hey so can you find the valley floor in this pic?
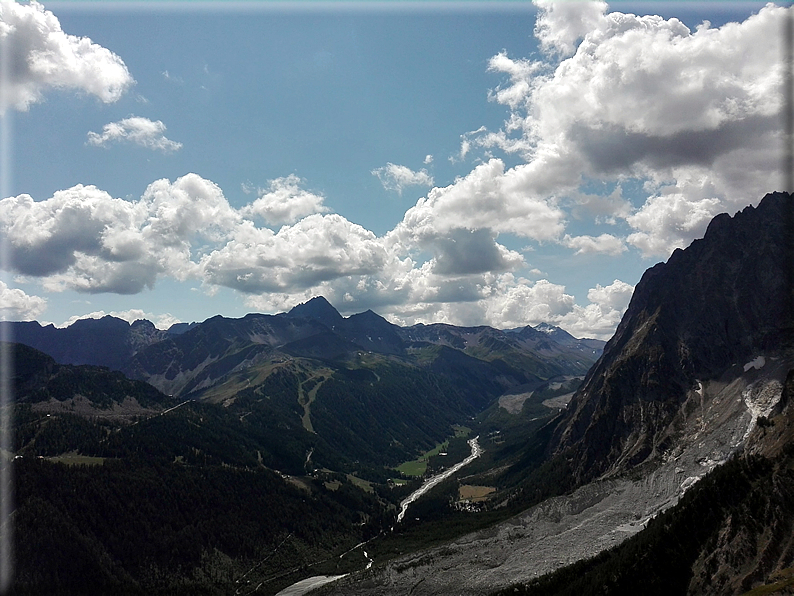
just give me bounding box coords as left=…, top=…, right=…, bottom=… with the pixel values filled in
left=319, top=356, right=792, bottom=595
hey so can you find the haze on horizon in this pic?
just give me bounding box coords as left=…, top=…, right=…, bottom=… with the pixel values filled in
left=0, top=0, right=789, bottom=341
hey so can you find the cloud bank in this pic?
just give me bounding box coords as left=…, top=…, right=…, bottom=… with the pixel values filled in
left=479, top=0, right=786, bottom=258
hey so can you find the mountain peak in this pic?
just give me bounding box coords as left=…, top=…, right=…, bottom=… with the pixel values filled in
left=551, top=191, right=794, bottom=483
left=286, top=296, right=343, bottom=327
left=532, top=322, right=579, bottom=346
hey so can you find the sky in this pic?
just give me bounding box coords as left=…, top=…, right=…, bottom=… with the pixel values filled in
left=0, top=0, right=789, bottom=340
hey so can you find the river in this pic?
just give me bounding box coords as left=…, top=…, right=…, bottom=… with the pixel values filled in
left=396, top=436, right=482, bottom=524
left=274, top=574, right=347, bottom=596
left=275, top=436, right=482, bottom=596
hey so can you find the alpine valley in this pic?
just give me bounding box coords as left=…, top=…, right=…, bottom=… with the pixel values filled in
left=7, top=191, right=794, bottom=596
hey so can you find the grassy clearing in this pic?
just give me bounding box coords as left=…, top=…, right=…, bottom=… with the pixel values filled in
left=46, top=451, right=106, bottom=466
left=396, top=426, right=473, bottom=476
left=452, top=425, right=471, bottom=438
left=396, top=439, right=454, bottom=476
left=458, top=485, right=496, bottom=501
left=740, top=568, right=794, bottom=595
left=346, top=474, right=374, bottom=493
left=397, top=459, right=429, bottom=477
left=323, top=480, right=341, bottom=491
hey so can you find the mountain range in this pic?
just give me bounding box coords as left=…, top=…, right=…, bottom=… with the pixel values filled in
left=7, top=191, right=794, bottom=596
left=11, top=299, right=603, bottom=399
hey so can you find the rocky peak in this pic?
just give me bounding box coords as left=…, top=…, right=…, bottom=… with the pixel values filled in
left=286, top=296, right=344, bottom=328
left=550, top=192, right=794, bottom=483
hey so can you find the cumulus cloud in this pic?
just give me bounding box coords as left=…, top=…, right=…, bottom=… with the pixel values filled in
left=371, top=273, right=630, bottom=340
left=1, top=168, right=633, bottom=338
left=0, top=280, right=46, bottom=320
left=372, top=163, right=434, bottom=195
left=0, top=175, right=379, bottom=300
left=469, top=1, right=789, bottom=258
left=392, top=159, right=566, bottom=246
left=487, top=51, right=542, bottom=110
left=0, top=174, right=239, bottom=294
left=0, top=0, right=133, bottom=112
left=87, top=117, right=182, bottom=152
left=557, top=279, right=635, bottom=339
left=200, top=214, right=387, bottom=293
left=240, top=174, right=328, bottom=226
left=525, top=3, right=783, bottom=143
left=534, top=0, right=608, bottom=57
left=563, top=233, right=625, bottom=256
left=625, top=193, right=722, bottom=257
left=587, top=279, right=634, bottom=312
left=479, top=277, right=576, bottom=329
left=431, top=228, right=524, bottom=275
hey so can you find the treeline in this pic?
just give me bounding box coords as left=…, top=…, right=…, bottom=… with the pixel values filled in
left=312, top=362, right=477, bottom=466
left=11, top=456, right=390, bottom=595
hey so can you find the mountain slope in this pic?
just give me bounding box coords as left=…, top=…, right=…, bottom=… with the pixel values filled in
left=551, top=192, right=794, bottom=484
left=11, top=342, right=172, bottom=413
left=494, top=371, right=794, bottom=596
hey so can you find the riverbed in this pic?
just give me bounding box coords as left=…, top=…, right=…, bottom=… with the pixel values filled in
left=274, top=574, right=347, bottom=596
left=276, top=436, right=482, bottom=596
left=396, top=436, right=482, bottom=524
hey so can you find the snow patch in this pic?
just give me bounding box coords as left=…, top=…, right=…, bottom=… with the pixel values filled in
left=680, top=476, right=701, bottom=492
left=742, top=379, right=783, bottom=440
left=743, top=356, right=766, bottom=372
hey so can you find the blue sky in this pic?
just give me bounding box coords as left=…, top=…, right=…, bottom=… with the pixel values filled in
left=0, top=0, right=788, bottom=339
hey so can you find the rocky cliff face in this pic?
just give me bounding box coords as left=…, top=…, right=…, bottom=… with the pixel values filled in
left=11, top=316, right=168, bottom=372
left=551, top=192, right=794, bottom=484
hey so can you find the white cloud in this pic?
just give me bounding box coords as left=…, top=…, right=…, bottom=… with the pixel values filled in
left=58, top=309, right=180, bottom=330
left=0, top=173, right=239, bottom=294
left=0, top=168, right=637, bottom=339
left=200, top=214, right=388, bottom=294
left=479, top=276, right=577, bottom=329
left=487, top=51, right=542, bottom=110
left=240, top=174, right=329, bottom=226
left=142, top=174, right=240, bottom=244
left=429, top=228, right=525, bottom=275
left=0, top=0, right=133, bottom=112
left=424, top=154, right=433, bottom=165
left=471, top=1, right=789, bottom=259
left=372, top=163, right=434, bottom=195
left=625, top=193, right=722, bottom=257
left=533, top=0, right=608, bottom=57
left=558, top=279, right=635, bottom=339
left=0, top=280, right=46, bottom=320
left=563, top=233, right=625, bottom=256
left=392, top=159, right=566, bottom=247
left=586, top=279, right=634, bottom=312
left=87, top=117, right=182, bottom=152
